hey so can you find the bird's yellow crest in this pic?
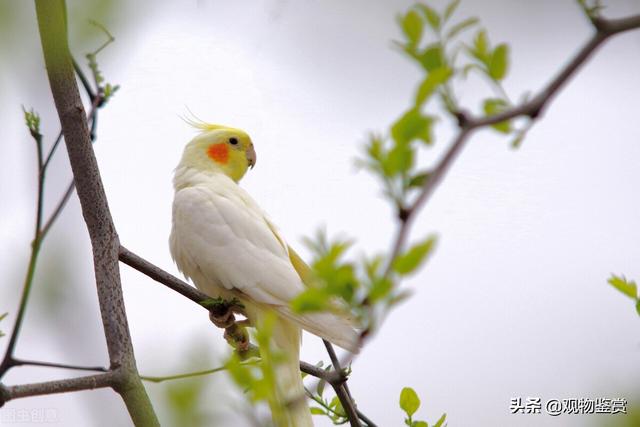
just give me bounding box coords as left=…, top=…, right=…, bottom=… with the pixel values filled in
left=178, top=113, right=256, bottom=183
left=181, top=112, right=229, bottom=133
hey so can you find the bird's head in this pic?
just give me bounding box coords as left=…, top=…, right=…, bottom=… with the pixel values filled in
left=179, top=120, right=256, bottom=182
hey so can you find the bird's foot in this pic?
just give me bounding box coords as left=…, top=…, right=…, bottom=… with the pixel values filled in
left=209, top=308, right=235, bottom=328
left=224, top=324, right=250, bottom=352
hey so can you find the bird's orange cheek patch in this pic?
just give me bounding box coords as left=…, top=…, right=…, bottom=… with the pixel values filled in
left=207, top=143, right=229, bottom=164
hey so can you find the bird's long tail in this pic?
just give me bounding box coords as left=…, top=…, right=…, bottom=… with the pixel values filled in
left=256, top=311, right=313, bottom=427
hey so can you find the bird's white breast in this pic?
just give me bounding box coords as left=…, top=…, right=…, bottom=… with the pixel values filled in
left=170, top=168, right=305, bottom=307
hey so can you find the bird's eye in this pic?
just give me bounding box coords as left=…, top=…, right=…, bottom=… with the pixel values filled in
left=229, top=137, right=239, bottom=145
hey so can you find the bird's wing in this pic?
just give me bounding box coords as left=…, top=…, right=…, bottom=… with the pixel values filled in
left=173, top=179, right=361, bottom=352
left=173, top=183, right=305, bottom=307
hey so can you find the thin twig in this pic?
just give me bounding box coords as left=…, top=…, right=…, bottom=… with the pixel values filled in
left=88, top=20, right=115, bottom=56
left=40, top=101, right=101, bottom=240
left=39, top=180, right=75, bottom=240
left=334, top=385, right=361, bottom=427
left=72, top=57, right=95, bottom=101
left=0, top=130, right=47, bottom=379
left=12, top=359, right=108, bottom=373
left=322, top=340, right=362, bottom=427
left=355, top=409, right=378, bottom=427
left=323, top=340, right=354, bottom=399
left=141, top=359, right=259, bottom=383
left=1, top=63, right=104, bottom=381
left=43, top=130, right=63, bottom=170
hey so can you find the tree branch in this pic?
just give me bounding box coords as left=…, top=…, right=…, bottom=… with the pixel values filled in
left=393, top=11, right=640, bottom=271
left=465, top=14, right=640, bottom=129
left=121, top=246, right=344, bottom=382
left=120, top=245, right=377, bottom=423
left=119, top=245, right=209, bottom=306
left=12, top=358, right=108, bottom=373
left=0, top=372, right=114, bottom=405
left=34, top=1, right=158, bottom=425
left=0, top=130, right=47, bottom=378
left=322, top=340, right=361, bottom=426
left=352, top=8, right=640, bottom=414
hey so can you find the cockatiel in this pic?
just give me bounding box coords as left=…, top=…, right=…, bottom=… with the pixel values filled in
left=170, top=122, right=359, bottom=427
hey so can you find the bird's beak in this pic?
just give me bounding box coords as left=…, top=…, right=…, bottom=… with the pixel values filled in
left=246, top=144, right=256, bottom=169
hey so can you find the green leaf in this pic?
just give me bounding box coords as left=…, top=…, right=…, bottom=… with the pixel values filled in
left=290, top=288, right=330, bottom=313
left=22, top=107, right=41, bottom=137
left=469, top=29, right=490, bottom=66
left=445, top=17, right=479, bottom=40
left=316, top=378, right=327, bottom=397
left=329, top=396, right=346, bottom=416
left=401, top=10, right=424, bottom=45
left=489, top=43, right=509, bottom=81
left=0, top=312, right=7, bottom=339
left=636, top=299, right=640, bottom=317
left=443, top=0, right=461, bottom=22
left=483, top=98, right=511, bottom=133
left=415, top=67, right=453, bottom=106
left=400, top=387, right=421, bottom=417
left=418, top=44, right=444, bottom=72
left=103, top=83, right=120, bottom=103
left=388, top=289, right=414, bottom=307
left=383, top=140, right=414, bottom=176
left=433, top=413, right=447, bottom=427
left=393, top=237, right=436, bottom=275
left=364, top=255, right=384, bottom=281
left=608, top=275, right=638, bottom=299
left=510, top=131, right=526, bottom=149
left=391, top=108, right=434, bottom=146
left=408, top=171, right=431, bottom=189
left=413, top=421, right=428, bottom=427
left=368, top=277, right=394, bottom=303
left=310, top=407, right=326, bottom=415
left=226, top=354, right=256, bottom=392
left=416, top=4, right=441, bottom=31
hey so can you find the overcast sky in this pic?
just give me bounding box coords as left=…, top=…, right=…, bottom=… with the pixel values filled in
left=1, top=0, right=640, bottom=426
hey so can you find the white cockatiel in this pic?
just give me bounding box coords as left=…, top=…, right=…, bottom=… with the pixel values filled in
left=170, top=122, right=359, bottom=426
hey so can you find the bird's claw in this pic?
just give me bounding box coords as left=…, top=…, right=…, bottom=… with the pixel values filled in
left=209, top=308, right=234, bottom=328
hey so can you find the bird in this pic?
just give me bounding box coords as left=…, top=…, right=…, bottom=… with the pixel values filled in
left=169, top=120, right=359, bottom=426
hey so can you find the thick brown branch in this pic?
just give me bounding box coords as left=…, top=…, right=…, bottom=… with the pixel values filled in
left=35, top=1, right=157, bottom=425
left=120, top=246, right=349, bottom=384
left=119, top=245, right=210, bottom=305
left=299, top=361, right=341, bottom=384
left=0, top=372, right=114, bottom=405
left=594, top=14, right=640, bottom=34
left=36, top=0, right=131, bottom=372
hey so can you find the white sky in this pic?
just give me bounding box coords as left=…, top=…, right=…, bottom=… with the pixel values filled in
left=1, top=0, right=640, bottom=426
